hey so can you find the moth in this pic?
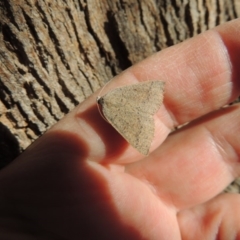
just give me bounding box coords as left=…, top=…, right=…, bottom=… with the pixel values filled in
left=97, top=81, right=165, bottom=155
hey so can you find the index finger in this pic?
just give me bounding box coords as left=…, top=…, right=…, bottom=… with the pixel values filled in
left=124, top=18, right=240, bottom=127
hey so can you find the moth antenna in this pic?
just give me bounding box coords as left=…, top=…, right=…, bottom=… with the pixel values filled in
left=96, top=80, right=112, bottom=122
left=96, top=96, right=108, bottom=122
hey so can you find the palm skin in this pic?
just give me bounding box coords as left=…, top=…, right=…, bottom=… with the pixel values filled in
left=1, top=19, right=240, bottom=239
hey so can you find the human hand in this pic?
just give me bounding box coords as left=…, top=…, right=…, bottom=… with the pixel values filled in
left=0, top=19, right=240, bottom=240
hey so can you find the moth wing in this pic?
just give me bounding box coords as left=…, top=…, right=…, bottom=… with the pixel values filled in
left=102, top=103, right=154, bottom=155
left=105, top=81, right=165, bottom=115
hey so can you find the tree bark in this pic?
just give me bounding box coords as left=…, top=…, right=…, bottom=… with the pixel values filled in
left=0, top=0, right=239, bottom=191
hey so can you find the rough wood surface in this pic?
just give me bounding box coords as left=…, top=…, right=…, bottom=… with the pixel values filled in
left=0, top=0, right=240, bottom=194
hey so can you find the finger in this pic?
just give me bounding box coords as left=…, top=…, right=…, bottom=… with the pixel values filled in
left=178, top=193, right=240, bottom=240
left=126, top=104, right=240, bottom=210
left=47, top=19, right=240, bottom=163
left=126, top=18, right=240, bottom=126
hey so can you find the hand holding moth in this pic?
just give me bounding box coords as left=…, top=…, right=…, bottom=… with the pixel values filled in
left=0, top=19, right=240, bottom=240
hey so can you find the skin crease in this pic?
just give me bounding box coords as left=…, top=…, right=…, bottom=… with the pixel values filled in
left=0, top=19, right=240, bottom=240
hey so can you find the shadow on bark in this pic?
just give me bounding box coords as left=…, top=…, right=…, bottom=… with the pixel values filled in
left=0, top=122, right=20, bottom=170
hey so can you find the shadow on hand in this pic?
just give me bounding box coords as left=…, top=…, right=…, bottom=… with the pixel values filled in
left=0, top=130, right=143, bottom=240
left=77, top=104, right=128, bottom=162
